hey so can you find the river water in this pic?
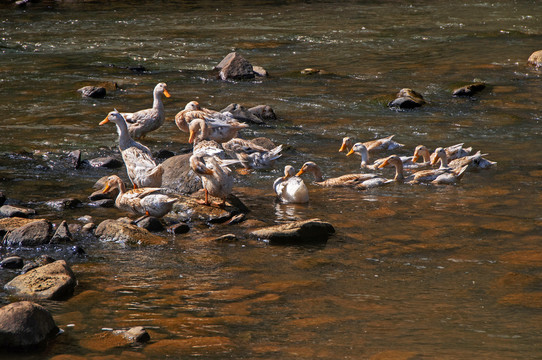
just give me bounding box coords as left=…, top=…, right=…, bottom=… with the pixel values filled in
left=1, top=1, right=541, bottom=359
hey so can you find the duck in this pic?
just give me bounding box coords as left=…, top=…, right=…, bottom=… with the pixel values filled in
left=377, top=155, right=468, bottom=185
left=428, top=143, right=472, bottom=163
left=339, top=135, right=404, bottom=154
left=222, top=138, right=283, bottom=170
left=102, top=175, right=177, bottom=217
left=273, top=165, right=309, bottom=204
left=121, top=82, right=171, bottom=139
left=431, top=147, right=496, bottom=170
left=188, top=115, right=249, bottom=144
left=189, top=141, right=240, bottom=206
left=296, top=161, right=389, bottom=189
left=174, top=100, right=217, bottom=133
left=346, top=143, right=431, bottom=171
left=100, top=110, right=163, bottom=188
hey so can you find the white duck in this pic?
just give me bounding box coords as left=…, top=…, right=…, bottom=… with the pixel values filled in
left=431, top=147, right=496, bottom=170
left=378, top=155, right=468, bottom=185
left=188, top=115, right=249, bottom=144
left=222, top=138, right=283, bottom=170
left=339, top=135, right=403, bottom=154
left=102, top=175, right=177, bottom=217
left=174, top=100, right=217, bottom=133
left=100, top=110, right=163, bottom=188
left=121, top=82, right=171, bottom=139
left=347, top=143, right=431, bottom=171
left=296, top=161, right=389, bottom=189
left=273, top=165, right=309, bottom=204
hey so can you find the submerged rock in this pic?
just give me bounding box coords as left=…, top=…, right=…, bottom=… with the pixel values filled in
left=46, top=198, right=82, bottom=211
left=88, top=156, right=123, bottom=169
left=4, top=260, right=77, bottom=300
left=249, top=218, right=335, bottom=245
left=215, top=52, right=255, bottom=80
left=388, top=88, right=425, bottom=110
left=452, top=82, right=486, bottom=97
left=0, top=205, right=36, bottom=218
left=528, top=50, right=542, bottom=68
left=3, top=219, right=52, bottom=247
left=77, top=86, right=106, bottom=98
left=0, top=301, right=59, bottom=349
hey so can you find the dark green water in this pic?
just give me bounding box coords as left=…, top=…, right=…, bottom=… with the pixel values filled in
left=1, top=1, right=541, bottom=359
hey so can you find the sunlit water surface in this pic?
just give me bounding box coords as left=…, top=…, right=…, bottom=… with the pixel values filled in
left=1, top=1, right=541, bottom=359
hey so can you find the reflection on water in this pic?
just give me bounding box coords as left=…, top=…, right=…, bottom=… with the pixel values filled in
left=1, top=0, right=542, bottom=359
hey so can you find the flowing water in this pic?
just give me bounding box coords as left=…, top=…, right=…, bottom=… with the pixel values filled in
left=1, top=0, right=542, bottom=359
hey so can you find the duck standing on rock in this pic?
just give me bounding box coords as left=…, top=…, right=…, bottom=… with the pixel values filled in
left=102, top=175, right=177, bottom=217
left=121, top=82, right=170, bottom=139
left=100, top=110, right=163, bottom=188
left=273, top=165, right=309, bottom=204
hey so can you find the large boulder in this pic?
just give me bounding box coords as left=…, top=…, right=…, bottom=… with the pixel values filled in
left=215, top=52, right=255, bottom=80
left=160, top=153, right=203, bottom=194
left=4, top=260, right=77, bottom=300
left=528, top=50, right=542, bottom=67
left=249, top=218, right=335, bottom=245
left=95, top=219, right=168, bottom=246
left=0, top=301, right=59, bottom=349
left=3, top=219, right=52, bottom=247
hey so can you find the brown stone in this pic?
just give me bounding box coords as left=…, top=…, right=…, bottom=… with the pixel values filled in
left=4, top=260, right=77, bottom=300
left=3, top=219, right=52, bottom=247
left=0, top=204, right=36, bottom=218
left=95, top=219, right=168, bottom=246
left=249, top=218, right=334, bottom=245
left=527, top=50, right=542, bottom=67
left=216, top=52, right=255, bottom=80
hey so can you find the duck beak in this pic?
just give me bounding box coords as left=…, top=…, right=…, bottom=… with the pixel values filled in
left=430, top=156, right=438, bottom=166
left=338, top=143, right=348, bottom=152
left=102, top=183, right=111, bottom=193
left=296, top=169, right=304, bottom=176
left=188, top=130, right=196, bottom=144
left=346, top=148, right=355, bottom=157
left=99, top=117, right=109, bottom=125
left=377, top=159, right=389, bottom=169
left=163, top=89, right=171, bottom=98
left=412, top=154, right=419, bottom=163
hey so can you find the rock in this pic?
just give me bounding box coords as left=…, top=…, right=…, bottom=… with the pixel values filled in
left=89, top=199, right=116, bottom=208
left=215, top=52, right=255, bottom=80
left=301, top=68, right=328, bottom=75
left=252, top=65, right=268, bottom=77
left=88, top=156, right=123, bottom=169
left=81, top=223, right=96, bottom=235
left=213, top=234, right=238, bottom=242
left=0, top=204, right=36, bottom=218
left=0, top=301, right=59, bottom=349
left=95, top=219, right=168, bottom=246
left=388, top=88, right=425, bottom=109
left=167, top=222, right=190, bottom=234
left=248, top=105, right=277, bottom=121
left=4, top=260, right=77, bottom=300
left=0, top=256, right=24, bottom=269
left=221, top=103, right=263, bottom=124
left=118, top=326, right=150, bottom=343
left=133, top=216, right=164, bottom=232
left=527, top=50, right=542, bottom=67
left=77, top=86, right=107, bottom=98
left=160, top=153, right=203, bottom=194
left=68, top=150, right=82, bottom=169
left=452, top=82, right=486, bottom=97
left=50, top=220, right=73, bottom=244
left=0, top=217, right=40, bottom=237
left=249, top=218, right=335, bottom=245
left=3, top=219, right=52, bottom=247
left=171, top=192, right=249, bottom=224
left=154, top=149, right=175, bottom=160
left=45, top=198, right=81, bottom=210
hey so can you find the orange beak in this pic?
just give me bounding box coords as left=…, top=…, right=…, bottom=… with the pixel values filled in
left=346, top=148, right=355, bottom=157
left=102, top=183, right=111, bottom=193
left=377, top=159, right=389, bottom=169
left=338, top=142, right=348, bottom=152
left=188, top=130, right=196, bottom=144
left=163, top=89, right=171, bottom=98
left=430, top=156, right=439, bottom=166
left=99, top=117, right=109, bottom=125
left=296, top=169, right=304, bottom=176
left=203, top=168, right=214, bottom=175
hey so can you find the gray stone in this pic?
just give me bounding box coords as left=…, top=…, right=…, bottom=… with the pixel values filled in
left=0, top=301, right=59, bottom=349
left=0, top=205, right=36, bottom=218
left=249, top=218, right=335, bottom=245
left=88, top=156, right=123, bottom=169
left=160, top=153, right=203, bottom=194
left=3, top=219, right=52, bottom=247
left=45, top=198, right=81, bottom=210
left=77, top=85, right=106, bottom=98
left=134, top=216, right=164, bottom=232
left=167, top=222, right=190, bottom=234
left=50, top=220, right=73, bottom=244
left=4, top=260, right=77, bottom=300
left=68, top=150, right=82, bottom=169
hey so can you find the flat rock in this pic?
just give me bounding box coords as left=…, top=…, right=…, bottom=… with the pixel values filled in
left=116, top=326, right=150, bottom=343
left=77, top=85, right=106, bottom=98
left=45, top=198, right=82, bottom=210
left=249, top=218, right=335, bottom=245
left=88, top=156, right=123, bottom=169
left=3, top=219, right=52, bottom=247
left=0, top=301, right=59, bottom=349
left=252, top=65, right=268, bottom=77
left=95, top=219, right=168, bottom=246
left=170, top=192, right=248, bottom=224
left=528, top=50, right=542, bottom=67
left=452, top=82, right=486, bottom=97
left=4, top=260, right=77, bottom=300
left=216, top=52, right=255, bottom=80
left=160, top=153, right=203, bottom=194
left=0, top=205, right=36, bottom=218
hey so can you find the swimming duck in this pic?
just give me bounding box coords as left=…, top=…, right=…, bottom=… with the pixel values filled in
left=377, top=155, right=468, bottom=185
left=339, top=135, right=404, bottom=154
left=431, top=147, right=496, bottom=170
left=222, top=138, right=283, bottom=170
left=273, top=165, right=309, bottom=204
left=296, top=161, right=388, bottom=189
left=121, top=82, right=171, bottom=139
left=428, top=143, right=472, bottom=163
left=102, top=175, right=177, bottom=217
left=174, top=100, right=217, bottom=133
left=346, top=143, right=431, bottom=171
left=188, top=115, right=249, bottom=144
left=100, top=110, right=163, bottom=188
left=189, top=141, right=240, bottom=206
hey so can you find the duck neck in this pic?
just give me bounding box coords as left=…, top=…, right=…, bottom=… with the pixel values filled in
left=153, top=89, right=164, bottom=110
left=114, top=117, right=133, bottom=148
left=421, top=150, right=431, bottom=163
left=438, top=154, right=448, bottom=169
left=311, top=166, right=324, bottom=182
left=393, top=161, right=405, bottom=181
left=359, top=148, right=370, bottom=166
